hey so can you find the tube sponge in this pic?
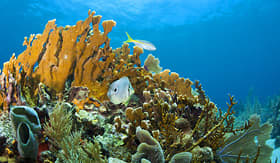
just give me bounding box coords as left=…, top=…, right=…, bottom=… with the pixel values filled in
left=132, top=127, right=164, bottom=163
left=16, top=122, right=38, bottom=159
left=10, top=106, right=41, bottom=134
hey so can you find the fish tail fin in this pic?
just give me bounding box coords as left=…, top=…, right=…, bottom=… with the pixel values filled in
left=124, top=32, right=133, bottom=43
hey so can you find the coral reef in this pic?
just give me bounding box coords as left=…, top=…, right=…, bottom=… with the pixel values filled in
left=113, top=85, right=246, bottom=161
left=0, top=10, right=145, bottom=104
left=0, top=10, right=274, bottom=163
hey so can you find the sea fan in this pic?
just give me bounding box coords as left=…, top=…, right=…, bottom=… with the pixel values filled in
left=216, top=114, right=273, bottom=163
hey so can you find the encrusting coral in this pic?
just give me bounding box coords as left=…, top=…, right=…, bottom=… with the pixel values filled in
left=0, top=10, right=274, bottom=163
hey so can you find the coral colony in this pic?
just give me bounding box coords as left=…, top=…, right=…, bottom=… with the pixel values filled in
left=0, top=10, right=274, bottom=162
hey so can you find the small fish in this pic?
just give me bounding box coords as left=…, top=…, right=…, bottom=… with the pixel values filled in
left=124, top=32, right=156, bottom=51
left=107, top=76, right=135, bottom=105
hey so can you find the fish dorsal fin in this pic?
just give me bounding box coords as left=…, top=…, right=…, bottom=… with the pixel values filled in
left=124, top=32, right=134, bottom=43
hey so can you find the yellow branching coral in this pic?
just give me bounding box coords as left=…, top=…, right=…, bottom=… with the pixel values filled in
left=2, top=54, right=19, bottom=84
left=113, top=107, right=151, bottom=154
left=115, top=88, right=189, bottom=161
left=14, top=11, right=116, bottom=93
left=125, top=107, right=148, bottom=128
left=114, top=87, right=248, bottom=162
left=153, top=69, right=193, bottom=97
left=1, top=10, right=149, bottom=102
left=187, top=96, right=236, bottom=152
left=1, top=9, right=194, bottom=105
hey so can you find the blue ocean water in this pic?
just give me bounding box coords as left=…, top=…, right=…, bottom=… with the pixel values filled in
left=0, top=0, right=279, bottom=108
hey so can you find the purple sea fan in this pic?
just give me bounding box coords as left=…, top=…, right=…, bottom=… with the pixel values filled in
left=216, top=114, right=273, bottom=163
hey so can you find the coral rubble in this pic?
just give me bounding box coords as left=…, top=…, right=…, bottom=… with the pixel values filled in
left=0, top=10, right=275, bottom=163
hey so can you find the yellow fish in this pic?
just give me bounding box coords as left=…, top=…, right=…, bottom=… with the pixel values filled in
left=124, top=32, right=156, bottom=51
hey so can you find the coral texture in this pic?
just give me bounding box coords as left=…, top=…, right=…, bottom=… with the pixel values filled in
left=153, top=69, right=193, bottom=97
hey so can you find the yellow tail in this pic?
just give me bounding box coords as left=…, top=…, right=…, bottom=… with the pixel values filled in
left=124, top=32, right=133, bottom=43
